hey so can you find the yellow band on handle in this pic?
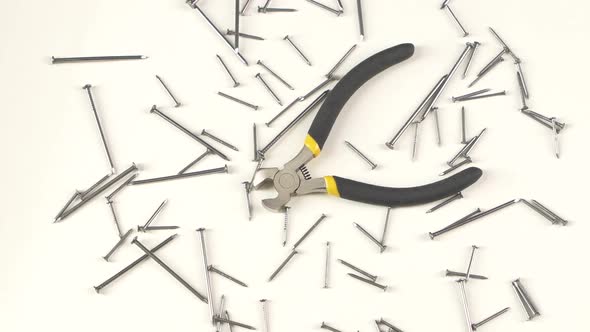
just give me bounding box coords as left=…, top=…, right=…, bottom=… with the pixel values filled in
left=304, top=134, right=321, bottom=157
left=324, top=176, right=340, bottom=197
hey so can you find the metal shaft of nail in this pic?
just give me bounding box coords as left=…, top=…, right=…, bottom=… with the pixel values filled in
left=197, top=229, right=215, bottom=323
left=132, top=237, right=207, bottom=303
left=155, top=75, right=181, bottom=107
left=445, top=269, right=487, bottom=280
left=380, top=207, right=392, bottom=244
left=353, top=222, right=386, bottom=252
left=531, top=200, right=567, bottom=225
left=447, top=136, right=475, bottom=166
left=411, top=122, right=419, bottom=161
left=261, top=7, right=297, bottom=12
left=444, top=5, right=469, bottom=37
left=52, top=55, right=147, bottom=64
left=430, top=43, right=473, bottom=109
left=259, top=300, right=269, bottom=332
left=131, top=166, right=227, bottom=185
left=217, top=92, right=259, bottom=110
left=227, top=30, right=264, bottom=40
left=458, top=91, right=506, bottom=102
left=513, top=282, right=536, bottom=319
left=189, top=4, right=248, bottom=65
left=178, top=150, right=211, bottom=175
left=428, top=208, right=481, bottom=239
left=462, top=42, right=479, bottom=78
left=144, top=226, right=179, bottom=231
left=151, top=106, right=229, bottom=160
left=347, top=273, right=387, bottom=291
left=489, top=27, right=520, bottom=62
left=457, top=279, right=474, bottom=332
left=57, top=164, right=137, bottom=221
left=326, top=44, right=357, bottom=78
left=284, top=36, right=312, bottom=65
left=266, top=98, right=298, bottom=126
left=512, top=279, right=540, bottom=319
left=252, top=123, right=258, bottom=161
left=453, top=89, right=491, bottom=102
left=256, top=73, right=283, bottom=105
left=234, top=0, right=239, bottom=52
left=84, top=85, right=116, bottom=173
left=336, top=0, right=344, bottom=10
left=356, top=0, right=364, bottom=40
left=345, top=141, right=378, bottom=169
left=517, top=72, right=528, bottom=109
left=242, top=182, right=253, bottom=220
left=216, top=295, right=226, bottom=332
left=464, top=245, right=478, bottom=280
left=460, top=199, right=518, bottom=224
left=257, top=60, right=294, bottom=90
left=213, top=316, right=256, bottom=330
left=440, top=157, right=472, bottom=176
left=379, top=319, right=403, bottom=332
left=106, top=173, right=137, bottom=201
left=103, top=229, right=133, bottom=261
left=225, top=311, right=235, bottom=332
left=292, top=214, right=327, bottom=249
left=552, top=118, right=560, bottom=158
left=463, top=128, right=486, bottom=157
left=93, top=234, right=177, bottom=292
left=426, top=192, right=463, bottom=213
left=386, top=75, right=448, bottom=149
left=240, top=0, right=252, bottom=15
left=80, top=173, right=111, bottom=200
left=259, top=90, right=329, bottom=155
left=472, top=307, right=510, bottom=330
left=516, top=61, right=529, bottom=98
left=338, top=259, right=377, bottom=281
left=301, top=77, right=336, bottom=100
left=468, top=57, right=504, bottom=88
left=306, top=0, right=342, bottom=15
left=54, top=191, right=80, bottom=221
left=106, top=200, right=124, bottom=238
left=321, top=322, right=343, bottom=332
left=461, top=106, right=467, bottom=143
left=323, top=241, right=330, bottom=288
left=520, top=199, right=558, bottom=224
left=216, top=55, right=240, bottom=87
left=202, top=129, right=239, bottom=151
left=521, top=109, right=564, bottom=131
left=268, top=250, right=298, bottom=281
left=209, top=265, right=248, bottom=287
left=433, top=107, right=442, bottom=146
left=282, top=207, right=289, bottom=246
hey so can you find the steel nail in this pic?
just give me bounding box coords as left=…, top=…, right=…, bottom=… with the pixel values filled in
left=531, top=200, right=567, bottom=225
left=347, top=273, right=387, bottom=291
left=440, top=157, right=472, bottom=176
left=468, top=57, right=505, bottom=88
left=83, top=84, right=116, bottom=173
left=209, top=265, right=248, bottom=287
left=461, top=106, right=467, bottom=143
left=252, top=123, right=259, bottom=161
left=57, top=164, right=138, bottom=221
left=260, top=299, right=269, bottom=332
left=520, top=199, right=559, bottom=224
left=292, top=214, right=327, bottom=249
left=472, top=307, right=510, bottom=330
left=323, top=241, right=330, bottom=288
left=216, top=55, right=240, bottom=87
left=225, top=310, right=235, bottom=332
left=255, top=73, right=283, bottom=105
left=379, top=319, right=403, bottom=332
left=105, top=173, right=137, bottom=201
left=213, top=316, right=257, bottom=330
left=306, top=0, right=343, bottom=16
left=103, top=229, right=133, bottom=261
left=326, top=44, right=357, bottom=78
left=345, top=141, right=378, bottom=169
left=463, top=128, right=486, bottom=157
left=353, top=222, right=386, bottom=253
left=427, top=43, right=473, bottom=109
left=227, top=29, right=265, bottom=40
left=488, top=27, right=520, bottom=62
left=517, top=71, right=528, bottom=109
left=155, top=75, right=181, bottom=107
left=143, top=226, right=179, bottom=231
left=93, top=234, right=177, bottom=293
left=106, top=199, right=125, bottom=238
left=452, top=89, right=491, bottom=102
left=178, top=150, right=212, bottom=175
left=54, top=191, right=81, bottom=222
left=444, top=4, right=469, bottom=36
left=515, top=61, right=529, bottom=98
left=462, top=42, right=480, bottom=78
left=217, top=92, right=259, bottom=110
left=445, top=269, right=487, bottom=280
left=337, top=259, right=378, bottom=281
left=234, top=0, right=240, bottom=52
left=411, top=122, right=419, bottom=161
left=380, top=207, right=392, bottom=244
left=80, top=173, right=112, bottom=200
left=551, top=118, right=560, bottom=159
left=130, top=166, right=228, bottom=185
left=202, top=129, right=239, bottom=151
left=240, top=0, right=252, bottom=15
left=356, top=0, right=364, bottom=40
left=512, top=279, right=540, bottom=320
left=52, top=55, right=147, bottom=64
left=216, top=295, right=226, bottom=332
left=433, top=107, right=442, bottom=146
left=300, top=77, right=336, bottom=101
left=257, top=60, right=294, bottom=90
left=284, top=35, right=312, bottom=65
left=259, top=7, right=297, bottom=12
left=131, top=236, right=208, bottom=303
left=197, top=228, right=215, bottom=323
left=321, top=322, right=343, bottom=332
left=426, top=192, right=463, bottom=213
left=242, top=181, right=253, bottom=220
left=457, top=279, right=474, bottom=332
left=464, top=245, right=479, bottom=281
left=268, top=250, right=299, bottom=281
left=447, top=137, right=475, bottom=166
left=428, top=208, right=481, bottom=239
left=150, top=105, right=230, bottom=160
left=282, top=206, right=290, bottom=246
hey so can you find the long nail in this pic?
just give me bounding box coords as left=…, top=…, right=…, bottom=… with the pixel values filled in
left=83, top=84, right=116, bottom=173
left=106, top=199, right=125, bottom=238
left=106, top=173, right=138, bottom=201
left=268, top=250, right=299, bottom=281
left=257, top=60, right=294, bottom=90
left=462, top=42, right=480, bottom=78
left=197, top=228, right=215, bottom=323
left=433, top=107, right=442, bottom=146
left=338, top=259, right=377, bottom=281
left=472, top=307, right=510, bottom=330
left=356, top=0, right=364, bottom=40
left=284, top=35, right=312, bottom=65
left=178, top=150, right=212, bottom=175
left=216, top=55, right=240, bottom=87
left=130, top=166, right=228, bottom=185
left=531, top=200, right=567, bottom=225
left=468, top=57, right=505, bottom=88
left=520, top=199, right=559, bottom=224
left=464, top=245, right=479, bottom=281
left=323, top=241, right=330, bottom=288
left=443, top=4, right=469, bottom=36
left=54, top=191, right=81, bottom=222
left=512, top=279, right=540, bottom=320
left=439, top=157, right=472, bottom=176
left=426, top=192, right=463, bottom=213
left=445, top=269, right=487, bottom=280
left=103, top=229, right=133, bottom=261
left=380, top=207, right=392, bottom=244
left=52, top=55, right=147, bottom=64
left=292, top=214, right=327, bottom=249
left=202, top=129, right=239, bottom=151
left=255, top=73, right=283, bottom=105
left=457, top=279, right=474, bottom=332
left=217, top=92, right=259, bottom=110
left=353, top=222, right=386, bottom=253
left=213, top=316, right=257, bottom=330
left=209, top=265, right=248, bottom=287
left=452, top=89, right=491, bottom=102
left=227, top=29, right=265, bottom=40
left=345, top=141, right=378, bottom=169
left=347, top=273, right=387, bottom=291
left=80, top=173, right=112, bottom=200
left=155, top=75, right=181, bottom=107
left=306, top=0, right=343, bottom=16
left=428, top=208, right=481, bottom=239
left=242, top=181, right=253, bottom=220
left=461, top=106, right=467, bottom=143
left=326, top=44, right=357, bottom=78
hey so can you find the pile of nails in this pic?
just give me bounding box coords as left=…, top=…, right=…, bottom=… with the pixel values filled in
left=48, top=1, right=572, bottom=331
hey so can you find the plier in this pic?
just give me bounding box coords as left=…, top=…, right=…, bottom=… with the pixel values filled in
left=253, top=43, right=483, bottom=212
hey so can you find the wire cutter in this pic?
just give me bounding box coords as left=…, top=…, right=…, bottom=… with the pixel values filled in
left=253, top=43, right=483, bottom=212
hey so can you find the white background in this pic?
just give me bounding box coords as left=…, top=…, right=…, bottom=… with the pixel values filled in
left=1, top=0, right=589, bottom=331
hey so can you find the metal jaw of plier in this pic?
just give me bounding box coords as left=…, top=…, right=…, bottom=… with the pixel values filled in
left=253, top=44, right=483, bottom=212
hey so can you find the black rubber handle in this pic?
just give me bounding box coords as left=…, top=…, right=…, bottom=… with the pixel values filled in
left=308, top=43, right=415, bottom=150
left=332, top=167, right=482, bottom=207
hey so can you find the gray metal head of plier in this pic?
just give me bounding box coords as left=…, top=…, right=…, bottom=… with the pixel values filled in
left=252, top=147, right=326, bottom=212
